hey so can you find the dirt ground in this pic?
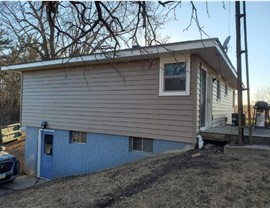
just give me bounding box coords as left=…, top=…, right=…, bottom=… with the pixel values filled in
left=0, top=142, right=270, bottom=208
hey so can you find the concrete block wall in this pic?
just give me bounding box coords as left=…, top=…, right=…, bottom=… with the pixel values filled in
left=25, top=126, right=191, bottom=178
left=25, top=127, right=39, bottom=176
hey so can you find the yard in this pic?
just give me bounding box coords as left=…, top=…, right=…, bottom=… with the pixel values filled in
left=0, top=141, right=270, bottom=208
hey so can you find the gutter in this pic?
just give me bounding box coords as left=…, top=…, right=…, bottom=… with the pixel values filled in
left=1, top=38, right=220, bottom=72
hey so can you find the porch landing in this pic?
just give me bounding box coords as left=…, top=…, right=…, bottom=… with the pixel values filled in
left=200, top=126, right=270, bottom=145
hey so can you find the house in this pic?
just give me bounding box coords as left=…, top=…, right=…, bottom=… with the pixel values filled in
left=1, top=38, right=237, bottom=179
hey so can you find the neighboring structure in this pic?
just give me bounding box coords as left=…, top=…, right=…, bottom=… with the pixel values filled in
left=1, top=38, right=237, bottom=179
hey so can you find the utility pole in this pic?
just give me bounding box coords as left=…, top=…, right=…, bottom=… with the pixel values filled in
left=236, top=1, right=244, bottom=144
left=243, top=2, right=252, bottom=144
left=235, top=1, right=251, bottom=144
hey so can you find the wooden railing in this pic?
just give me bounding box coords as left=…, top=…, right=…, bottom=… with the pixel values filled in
left=0, top=123, right=21, bottom=144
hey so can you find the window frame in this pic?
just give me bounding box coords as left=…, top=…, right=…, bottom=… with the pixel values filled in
left=44, top=134, right=53, bottom=156
left=129, top=137, right=153, bottom=153
left=70, top=131, right=87, bottom=144
left=159, top=56, right=190, bottom=96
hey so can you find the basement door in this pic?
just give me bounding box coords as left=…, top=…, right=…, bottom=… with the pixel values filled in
left=40, top=131, right=54, bottom=179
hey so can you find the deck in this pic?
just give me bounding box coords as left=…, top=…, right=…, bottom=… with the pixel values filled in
left=200, top=126, right=270, bottom=145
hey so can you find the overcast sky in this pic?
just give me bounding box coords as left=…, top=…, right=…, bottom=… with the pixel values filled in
left=160, top=1, right=270, bottom=103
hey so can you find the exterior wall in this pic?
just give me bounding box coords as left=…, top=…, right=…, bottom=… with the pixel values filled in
left=212, top=78, right=234, bottom=126
left=25, top=126, right=39, bottom=176
left=25, top=126, right=191, bottom=178
left=195, top=56, right=235, bottom=131
left=22, top=58, right=196, bottom=144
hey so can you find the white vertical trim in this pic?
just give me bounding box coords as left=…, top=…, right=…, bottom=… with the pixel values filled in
left=37, top=129, right=42, bottom=178
left=200, top=65, right=213, bottom=130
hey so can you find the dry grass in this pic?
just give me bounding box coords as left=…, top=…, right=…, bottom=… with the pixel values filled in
left=1, top=143, right=270, bottom=208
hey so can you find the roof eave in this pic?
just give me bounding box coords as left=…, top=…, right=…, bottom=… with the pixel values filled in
left=0, top=38, right=237, bottom=88
left=0, top=38, right=219, bottom=72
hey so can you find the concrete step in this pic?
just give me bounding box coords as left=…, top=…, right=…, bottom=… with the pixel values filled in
left=201, top=126, right=270, bottom=145
left=224, top=144, right=270, bottom=157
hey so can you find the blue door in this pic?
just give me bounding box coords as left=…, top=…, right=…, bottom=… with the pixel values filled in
left=40, top=131, right=54, bottom=179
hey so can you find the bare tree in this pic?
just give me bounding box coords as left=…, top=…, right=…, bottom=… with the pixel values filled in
left=253, top=86, right=270, bottom=103
left=0, top=1, right=212, bottom=61
left=0, top=1, right=168, bottom=126
left=0, top=1, right=168, bottom=60
left=0, top=72, right=20, bottom=126
left=0, top=28, right=21, bottom=127
left=0, top=1, right=219, bottom=127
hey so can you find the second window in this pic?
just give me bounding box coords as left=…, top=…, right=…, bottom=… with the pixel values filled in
left=129, top=137, right=153, bottom=153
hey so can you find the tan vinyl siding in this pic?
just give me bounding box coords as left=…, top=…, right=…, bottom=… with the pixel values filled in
left=212, top=78, right=234, bottom=126
left=195, top=56, right=234, bottom=130
left=22, top=59, right=196, bottom=143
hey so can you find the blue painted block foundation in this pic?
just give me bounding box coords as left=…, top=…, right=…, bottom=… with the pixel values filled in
left=25, top=127, right=191, bottom=178
left=25, top=127, right=39, bottom=176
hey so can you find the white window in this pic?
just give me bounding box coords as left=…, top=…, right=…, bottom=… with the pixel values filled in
left=129, top=137, right=153, bottom=153
left=70, top=131, right=87, bottom=144
left=159, top=56, right=190, bottom=96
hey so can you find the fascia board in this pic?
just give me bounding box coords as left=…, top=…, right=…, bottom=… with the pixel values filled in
left=1, top=39, right=218, bottom=72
